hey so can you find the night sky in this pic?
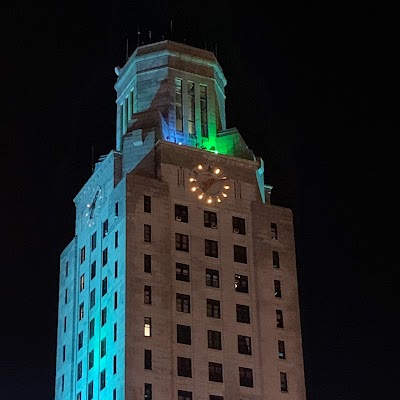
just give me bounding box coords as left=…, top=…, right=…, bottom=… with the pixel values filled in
left=3, top=2, right=399, bottom=399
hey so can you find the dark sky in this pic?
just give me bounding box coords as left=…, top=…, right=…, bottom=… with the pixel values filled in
left=2, top=2, right=399, bottom=399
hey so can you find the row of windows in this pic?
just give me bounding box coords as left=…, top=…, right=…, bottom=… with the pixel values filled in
left=80, top=230, right=118, bottom=265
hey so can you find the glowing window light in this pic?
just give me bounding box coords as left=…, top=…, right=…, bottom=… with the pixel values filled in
left=224, top=185, right=230, bottom=190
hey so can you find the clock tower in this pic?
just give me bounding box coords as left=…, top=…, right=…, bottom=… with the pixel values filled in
left=55, top=40, right=306, bottom=400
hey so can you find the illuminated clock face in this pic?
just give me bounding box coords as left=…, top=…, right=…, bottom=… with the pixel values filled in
left=85, top=185, right=103, bottom=227
left=189, top=164, right=230, bottom=204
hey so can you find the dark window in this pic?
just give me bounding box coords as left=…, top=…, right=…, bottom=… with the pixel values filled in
left=80, top=274, right=85, bottom=291
left=102, top=277, right=108, bottom=296
left=205, top=239, right=218, bottom=258
left=144, top=383, right=152, bottom=400
left=176, top=263, right=190, bottom=282
left=144, top=285, right=152, bottom=304
left=206, top=269, right=219, bottom=287
left=101, top=307, right=107, bottom=326
left=232, top=216, right=246, bottom=234
left=177, top=357, right=192, bottom=378
left=239, top=367, right=253, bottom=387
left=78, top=331, right=83, bottom=350
left=176, top=293, right=190, bottom=313
left=210, top=396, right=223, bottom=400
left=209, top=362, right=223, bottom=382
left=62, top=345, right=66, bottom=361
left=90, top=289, right=95, bottom=309
left=272, top=251, right=280, bottom=268
left=144, top=254, right=151, bottom=273
left=274, top=280, right=282, bottom=298
left=100, top=369, right=106, bottom=390
left=65, top=289, right=68, bottom=304
left=176, top=233, right=189, bottom=251
left=91, top=232, right=97, bottom=251
left=178, top=390, right=193, bottom=400
left=115, top=231, right=118, bottom=248
left=177, top=324, right=191, bottom=345
left=91, top=261, right=96, bottom=279
left=204, top=210, right=218, bottom=228
left=144, top=317, right=151, bottom=337
left=102, top=220, right=108, bottom=238
left=61, top=375, right=64, bottom=391
left=115, top=202, right=119, bottom=217
left=144, top=195, right=151, bottom=213
left=80, top=246, right=85, bottom=264
left=89, top=318, right=95, bottom=338
left=144, top=349, right=152, bottom=370
left=64, top=316, right=67, bottom=332
left=65, top=262, right=69, bottom=277
left=236, top=304, right=250, bottom=324
left=144, top=224, right=152, bottom=243
left=88, top=381, right=93, bottom=400
left=238, top=335, right=252, bottom=355
left=278, top=340, right=286, bottom=359
left=235, top=274, right=249, bottom=293
left=102, top=248, right=108, bottom=266
left=280, top=372, right=288, bottom=392
left=88, top=350, right=94, bottom=369
left=114, top=323, right=117, bottom=342
left=208, top=330, right=222, bottom=350
left=271, top=222, right=278, bottom=239
left=113, top=389, right=116, bottom=400
left=77, top=361, right=82, bottom=380
left=100, top=338, right=106, bottom=357
left=234, top=245, right=247, bottom=263
left=79, top=303, right=84, bottom=320
left=113, top=355, right=117, bottom=374
left=207, top=299, right=221, bottom=318
left=114, top=261, right=118, bottom=278
left=114, top=291, right=118, bottom=309
left=276, top=310, right=284, bottom=328
left=175, top=204, right=189, bottom=223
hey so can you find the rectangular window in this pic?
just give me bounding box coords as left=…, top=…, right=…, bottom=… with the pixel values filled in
left=100, top=338, right=106, bottom=357
left=114, top=261, right=118, bottom=278
left=209, top=362, right=223, bottom=382
left=206, top=269, right=219, bottom=288
left=90, top=289, right=95, bottom=309
left=77, top=361, right=82, bottom=381
left=205, top=239, right=218, bottom=258
left=101, top=307, right=107, bottom=326
left=239, top=367, right=253, bottom=387
left=144, top=349, right=152, bottom=370
left=177, top=356, right=192, bottom=377
left=144, top=224, right=152, bottom=243
left=200, top=85, right=208, bottom=138
left=89, top=318, right=95, bottom=338
left=176, top=293, right=190, bottom=313
left=62, top=345, right=66, bottom=361
left=175, top=78, right=183, bottom=132
left=102, top=277, right=108, bottom=296
left=271, top=222, right=278, bottom=239
left=91, top=232, right=97, bottom=251
left=175, top=204, right=189, bottom=223
left=102, top=248, right=108, bottom=266
left=234, top=245, right=247, bottom=263
left=176, top=262, right=190, bottom=282
left=177, top=324, right=191, bottom=345
left=178, top=390, right=193, bottom=400
left=175, top=233, right=189, bottom=252
left=144, top=317, right=151, bottom=337
left=207, top=299, right=221, bottom=318
left=238, top=335, right=252, bottom=355
left=78, top=331, right=83, bottom=350
left=210, top=396, right=223, bottom=400
left=115, top=202, right=119, bottom=217
left=102, top=219, right=108, bottom=238
left=188, top=81, right=195, bottom=135
left=80, top=246, right=86, bottom=264
left=144, top=195, right=151, bottom=213
left=64, top=316, right=67, bottom=332
left=61, top=374, right=64, bottom=391
left=274, top=280, right=282, bottom=298
left=276, top=309, right=284, bottom=328
left=100, top=369, right=106, bottom=390
left=65, top=262, right=69, bottom=277
left=236, top=304, right=250, bottom=324
left=204, top=210, right=218, bottom=228
left=144, top=285, right=152, bottom=305
left=114, top=323, right=117, bottom=342
left=114, top=292, right=118, bottom=309
left=88, top=349, right=94, bottom=369
left=80, top=274, right=85, bottom=291
left=280, top=372, right=288, bottom=392
left=235, top=274, right=249, bottom=293
left=278, top=340, right=286, bottom=359
left=145, top=383, right=152, bottom=400
left=113, top=355, right=117, bottom=374
left=144, top=254, right=151, bottom=273
left=91, top=261, right=96, bottom=280
left=64, top=288, right=68, bottom=304
left=113, top=389, right=117, bottom=400
left=208, top=330, right=222, bottom=350
left=115, top=231, right=118, bottom=248
left=232, top=216, right=246, bottom=235
left=77, top=392, right=81, bottom=400
left=88, top=381, right=93, bottom=400
left=79, top=303, right=84, bottom=320
left=273, top=250, right=280, bottom=268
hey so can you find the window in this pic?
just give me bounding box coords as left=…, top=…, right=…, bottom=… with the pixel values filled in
left=188, top=81, right=195, bottom=135
left=232, top=216, right=246, bottom=234
left=178, top=390, right=193, bottom=400
left=175, top=78, right=183, bottom=132
left=114, top=261, right=118, bottom=278
left=62, top=345, right=66, bottom=361
left=77, top=361, right=82, bottom=381
left=206, top=269, right=219, bottom=287
left=145, top=383, right=152, bottom=400
left=102, top=277, right=108, bottom=296
left=208, top=330, right=222, bottom=350
left=144, top=349, right=152, bottom=370
left=176, top=233, right=189, bottom=251
left=90, top=289, right=95, bottom=309
left=144, top=224, right=152, bottom=243
left=91, top=232, right=97, bottom=251
left=101, top=307, right=107, bottom=326
left=64, top=316, right=67, bottom=332
left=61, top=374, right=64, bottom=392
left=210, top=396, right=223, bottom=400
left=280, top=372, right=288, bottom=392
left=239, top=367, right=253, bottom=387
left=80, top=274, right=85, bottom=291
left=89, top=318, right=95, bottom=338
left=274, top=280, right=282, bottom=298
left=115, top=202, right=119, bottom=217
left=65, top=262, right=69, bottom=277
left=114, top=292, right=118, bottom=309
left=113, top=389, right=117, bottom=400
left=235, top=274, right=249, bottom=293
left=102, top=219, right=108, bottom=238
left=100, top=369, right=106, bottom=390
left=91, top=261, right=96, bottom=279
left=272, top=251, right=280, bottom=268
left=234, top=245, right=247, bottom=263
left=176, top=262, right=190, bottom=282
left=102, top=248, right=108, bottom=266
left=78, top=331, right=83, bottom=350
left=176, top=293, right=190, bottom=313
left=238, top=335, right=252, bottom=355
left=144, top=285, right=152, bottom=305
left=65, top=288, right=68, bottom=304
left=236, top=304, right=250, bottom=324
left=207, top=299, right=221, bottom=318
left=271, top=222, right=278, bottom=239
left=101, top=338, right=106, bottom=357
left=278, top=340, right=286, bottom=359
left=113, top=355, right=117, bottom=374
left=200, top=85, right=208, bottom=137
left=144, top=195, right=151, bottom=213
left=177, top=324, right=191, bottom=345
left=88, top=349, right=94, bottom=369
left=144, top=317, right=151, bottom=337
left=209, top=362, right=223, bottom=382
left=144, top=254, right=152, bottom=273
left=77, top=392, right=81, bottom=400
left=177, top=356, right=192, bottom=377
left=79, top=303, right=84, bottom=320
left=205, top=239, right=218, bottom=258
left=88, top=381, right=93, bottom=400
left=115, top=231, right=118, bottom=248
left=80, top=246, right=86, bottom=264
left=276, top=310, right=284, bottom=328
left=114, top=323, right=117, bottom=342
left=175, top=204, right=188, bottom=223
left=204, top=210, right=217, bottom=228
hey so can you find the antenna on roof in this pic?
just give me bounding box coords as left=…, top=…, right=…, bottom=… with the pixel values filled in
left=137, top=25, right=140, bottom=47
left=126, top=38, right=129, bottom=61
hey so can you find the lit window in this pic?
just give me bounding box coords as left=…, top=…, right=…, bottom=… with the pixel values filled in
left=235, top=274, right=249, bottom=293
left=208, top=330, right=222, bottom=350
left=177, top=356, right=192, bottom=378
left=144, top=317, right=151, bottom=337
left=206, top=269, right=219, bottom=288
left=239, top=367, right=253, bottom=387
left=207, top=299, right=221, bottom=318
left=176, top=233, right=189, bottom=252
left=205, top=239, right=218, bottom=258
left=232, top=216, right=246, bottom=234
left=208, top=362, right=223, bottom=382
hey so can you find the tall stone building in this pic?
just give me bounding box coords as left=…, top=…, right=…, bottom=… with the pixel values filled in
left=55, top=40, right=306, bottom=400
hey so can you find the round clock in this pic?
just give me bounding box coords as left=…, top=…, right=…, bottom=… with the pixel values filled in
left=85, top=185, right=103, bottom=227
left=189, top=164, right=230, bottom=204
